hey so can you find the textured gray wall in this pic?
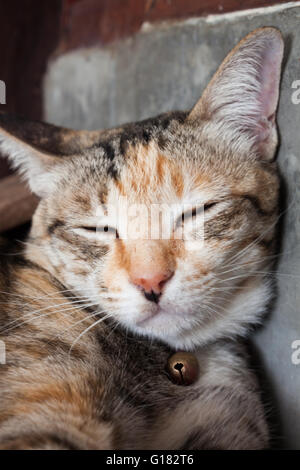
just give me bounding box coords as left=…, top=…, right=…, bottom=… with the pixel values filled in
left=44, top=3, right=300, bottom=449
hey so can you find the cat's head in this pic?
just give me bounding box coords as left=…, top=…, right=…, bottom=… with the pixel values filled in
left=0, top=28, right=283, bottom=349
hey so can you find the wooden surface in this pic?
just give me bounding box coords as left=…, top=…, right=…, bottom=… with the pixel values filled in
left=0, top=175, right=38, bottom=233
left=59, top=0, right=288, bottom=50
left=0, top=0, right=61, bottom=121
left=0, top=0, right=62, bottom=180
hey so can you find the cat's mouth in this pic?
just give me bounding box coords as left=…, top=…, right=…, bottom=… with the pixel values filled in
left=136, top=310, right=158, bottom=326
left=135, top=304, right=176, bottom=327
left=135, top=304, right=163, bottom=326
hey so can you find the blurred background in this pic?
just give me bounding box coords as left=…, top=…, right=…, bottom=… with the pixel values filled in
left=0, top=0, right=300, bottom=449
left=0, top=0, right=289, bottom=179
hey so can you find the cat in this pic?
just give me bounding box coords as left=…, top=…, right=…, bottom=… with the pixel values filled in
left=0, top=27, right=283, bottom=449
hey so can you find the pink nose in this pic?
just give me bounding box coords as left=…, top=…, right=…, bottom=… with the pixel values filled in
left=131, top=271, right=173, bottom=295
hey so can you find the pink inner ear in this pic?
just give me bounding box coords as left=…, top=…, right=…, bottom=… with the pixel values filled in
left=189, top=28, right=283, bottom=158
left=259, top=38, right=283, bottom=123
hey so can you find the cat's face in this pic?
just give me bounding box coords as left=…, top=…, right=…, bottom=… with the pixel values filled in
left=0, top=27, right=284, bottom=348
left=27, top=127, right=279, bottom=349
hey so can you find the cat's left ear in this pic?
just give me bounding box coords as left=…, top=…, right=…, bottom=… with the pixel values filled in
left=188, top=27, right=284, bottom=160
left=0, top=113, right=102, bottom=197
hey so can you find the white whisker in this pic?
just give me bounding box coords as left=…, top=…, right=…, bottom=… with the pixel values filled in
left=68, top=313, right=116, bottom=356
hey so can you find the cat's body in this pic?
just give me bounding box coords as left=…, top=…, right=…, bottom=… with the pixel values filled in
left=0, top=244, right=268, bottom=449
left=0, top=28, right=284, bottom=449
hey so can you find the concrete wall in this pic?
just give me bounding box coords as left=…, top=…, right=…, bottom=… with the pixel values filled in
left=44, top=2, right=300, bottom=449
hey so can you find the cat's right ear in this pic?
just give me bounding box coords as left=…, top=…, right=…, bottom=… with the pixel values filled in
left=188, top=27, right=284, bottom=161
left=0, top=113, right=101, bottom=197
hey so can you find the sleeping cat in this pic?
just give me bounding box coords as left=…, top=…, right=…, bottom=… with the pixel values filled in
left=0, top=27, right=283, bottom=449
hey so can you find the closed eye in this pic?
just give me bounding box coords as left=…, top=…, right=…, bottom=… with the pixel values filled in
left=176, top=202, right=218, bottom=228
left=203, top=201, right=218, bottom=211
left=80, top=226, right=119, bottom=238
left=80, top=226, right=97, bottom=232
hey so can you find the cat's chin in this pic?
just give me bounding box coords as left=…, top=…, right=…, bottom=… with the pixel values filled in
left=119, top=276, right=274, bottom=351
left=126, top=306, right=188, bottom=348
left=135, top=305, right=167, bottom=325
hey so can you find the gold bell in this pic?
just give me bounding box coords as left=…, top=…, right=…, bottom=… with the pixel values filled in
left=166, top=351, right=199, bottom=386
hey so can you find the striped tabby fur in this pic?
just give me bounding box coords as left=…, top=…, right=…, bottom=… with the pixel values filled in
left=0, top=28, right=283, bottom=449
